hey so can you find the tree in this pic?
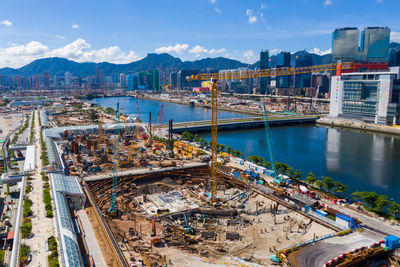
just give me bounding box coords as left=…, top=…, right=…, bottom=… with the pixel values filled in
left=305, top=172, right=316, bottom=185
left=314, top=180, right=323, bottom=189
left=322, top=177, right=334, bottom=192
left=291, top=170, right=302, bottom=182
left=226, top=146, right=233, bottom=154
left=248, top=155, right=265, bottom=165
left=105, top=107, right=115, bottom=114
left=275, top=162, right=290, bottom=175
left=333, top=181, right=347, bottom=193
left=375, top=195, right=389, bottom=212
left=388, top=201, right=400, bottom=219
left=352, top=191, right=379, bottom=209
left=218, top=144, right=226, bottom=152
left=181, top=131, right=194, bottom=141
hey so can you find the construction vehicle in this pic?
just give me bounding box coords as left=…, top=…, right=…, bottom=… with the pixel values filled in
left=150, top=217, right=161, bottom=245
left=187, top=62, right=354, bottom=201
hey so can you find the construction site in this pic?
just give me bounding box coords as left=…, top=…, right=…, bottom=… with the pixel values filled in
left=38, top=62, right=400, bottom=267
left=85, top=165, right=335, bottom=266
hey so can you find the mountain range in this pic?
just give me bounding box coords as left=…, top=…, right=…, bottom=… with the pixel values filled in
left=0, top=42, right=399, bottom=77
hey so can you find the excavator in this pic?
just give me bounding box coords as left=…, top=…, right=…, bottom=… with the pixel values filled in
left=150, top=217, right=161, bottom=245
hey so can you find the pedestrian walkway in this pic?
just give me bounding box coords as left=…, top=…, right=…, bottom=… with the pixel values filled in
left=77, top=209, right=107, bottom=267
left=23, top=110, right=55, bottom=266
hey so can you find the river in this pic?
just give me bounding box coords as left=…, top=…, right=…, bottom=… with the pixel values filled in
left=90, top=96, right=400, bottom=202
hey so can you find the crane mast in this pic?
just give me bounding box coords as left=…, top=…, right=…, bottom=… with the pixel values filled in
left=186, top=62, right=353, bottom=201
left=261, top=103, right=279, bottom=184
left=210, top=78, right=218, bottom=202
left=108, top=102, right=120, bottom=216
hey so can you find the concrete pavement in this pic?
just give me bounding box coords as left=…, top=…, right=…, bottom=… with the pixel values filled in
left=23, top=110, right=56, bottom=266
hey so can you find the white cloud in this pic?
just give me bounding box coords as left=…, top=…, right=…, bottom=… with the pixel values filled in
left=391, top=32, right=400, bottom=43
left=155, top=43, right=188, bottom=54
left=72, top=24, right=79, bottom=29
left=214, top=7, right=222, bottom=14
left=55, top=35, right=66, bottom=40
left=209, top=0, right=217, bottom=3
left=188, top=45, right=226, bottom=55
left=246, top=9, right=258, bottom=24
left=376, top=0, right=383, bottom=3
left=324, top=0, right=333, bottom=5
left=308, top=47, right=332, bottom=56
left=189, top=45, right=208, bottom=54
left=260, top=3, right=267, bottom=9
left=242, top=50, right=257, bottom=63
left=0, top=38, right=140, bottom=68
left=209, top=48, right=226, bottom=54
left=1, top=20, right=12, bottom=27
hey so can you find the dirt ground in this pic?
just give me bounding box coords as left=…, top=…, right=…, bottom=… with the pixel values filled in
left=0, top=113, right=24, bottom=139
left=105, top=184, right=334, bottom=267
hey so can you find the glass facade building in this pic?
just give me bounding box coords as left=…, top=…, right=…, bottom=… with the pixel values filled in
left=260, top=50, right=270, bottom=94
left=294, top=54, right=313, bottom=88
left=332, top=27, right=390, bottom=63
left=332, top=28, right=360, bottom=61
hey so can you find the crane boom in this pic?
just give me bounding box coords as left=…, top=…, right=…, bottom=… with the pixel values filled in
left=187, top=62, right=353, bottom=81
left=186, top=62, right=353, bottom=201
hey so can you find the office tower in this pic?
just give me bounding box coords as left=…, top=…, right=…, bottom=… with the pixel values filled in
left=359, top=27, right=390, bottom=62
left=44, top=71, right=50, bottom=89
left=389, top=49, right=400, bottom=67
left=260, top=50, right=270, bottom=94
left=177, top=70, right=201, bottom=90
left=120, top=73, right=127, bottom=88
left=64, top=72, right=72, bottom=87
left=170, top=73, right=178, bottom=89
left=276, top=52, right=291, bottom=88
left=332, top=27, right=360, bottom=61
left=294, top=54, right=313, bottom=88
left=332, top=27, right=390, bottom=62
left=127, top=74, right=138, bottom=91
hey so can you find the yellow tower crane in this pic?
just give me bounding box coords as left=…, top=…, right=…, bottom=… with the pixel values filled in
left=187, top=61, right=353, bottom=202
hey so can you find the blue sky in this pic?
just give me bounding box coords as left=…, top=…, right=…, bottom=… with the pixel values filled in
left=0, top=0, right=399, bottom=68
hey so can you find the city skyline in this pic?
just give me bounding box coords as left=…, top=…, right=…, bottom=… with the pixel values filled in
left=0, top=0, right=400, bottom=68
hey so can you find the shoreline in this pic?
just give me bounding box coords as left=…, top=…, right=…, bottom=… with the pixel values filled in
left=134, top=94, right=262, bottom=116
left=317, top=117, right=400, bottom=136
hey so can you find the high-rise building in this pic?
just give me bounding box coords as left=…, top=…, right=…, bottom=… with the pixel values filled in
left=276, top=52, right=291, bottom=68
left=177, top=70, right=201, bottom=90
left=329, top=67, right=400, bottom=125
left=294, top=54, right=313, bottom=88
left=138, top=70, right=160, bottom=91
left=332, top=27, right=390, bottom=62
left=359, top=27, right=390, bottom=62
left=260, top=50, right=270, bottom=94
left=127, top=74, right=138, bottom=91
left=64, top=72, right=72, bottom=87
left=276, top=52, right=291, bottom=88
left=43, top=71, right=50, bottom=89
left=311, top=73, right=330, bottom=95
left=332, top=27, right=360, bottom=61
left=170, top=73, right=178, bottom=89
left=389, top=49, right=400, bottom=67
left=120, top=74, right=127, bottom=88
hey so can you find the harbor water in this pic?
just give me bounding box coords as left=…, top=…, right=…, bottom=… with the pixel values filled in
left=90, top=96, right=400, bottom=202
